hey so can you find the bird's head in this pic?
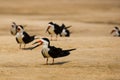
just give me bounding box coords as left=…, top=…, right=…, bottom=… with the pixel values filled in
left=114, top=26, right=119, bottom=30
left=10, top=22, right=18, bottom=35
left=111, top=26, right=119, bottom=34
left=16, top=25, right=24, bottom=33
left=46, top=22, right=54, bottom=33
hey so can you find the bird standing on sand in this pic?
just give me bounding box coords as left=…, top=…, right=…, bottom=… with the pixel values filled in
left=15, top=25, right=37, bottom=49
left=32, top=38, right=76, bottom=65
left=46, top=22, right=71, bottom=40
left=10, top=22, right=38, bottom=48
left=111, top=26, right=120, bottom=37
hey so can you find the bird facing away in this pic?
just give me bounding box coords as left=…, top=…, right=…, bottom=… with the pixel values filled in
left=10, top=22, right=24, bottom=36
left=46, top=22, right=71, bottom=41
left=15, top=24, right=38, bottom=49
left=32, top=38, right=76, bottom=65
left=111, top=26, right=120, bottom=37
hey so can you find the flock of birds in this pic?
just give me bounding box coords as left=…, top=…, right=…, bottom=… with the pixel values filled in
left=10, top=21, right=119, bottom=65
left=10, top=22, right=76, bottom=65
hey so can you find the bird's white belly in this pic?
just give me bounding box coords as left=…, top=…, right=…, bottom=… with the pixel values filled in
left=49, top=28, right=55, bottom=34
left=16, top=33, right=24, bottom=43
left=116, top=31, right=119, bottom=36
left=61, top=29, right=67, bottom=36
left=42, top=48, right=51, bottom=58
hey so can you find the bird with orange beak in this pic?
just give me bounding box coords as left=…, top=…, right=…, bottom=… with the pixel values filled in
left=46, top=22, right=71, bottom=41
left=32, top=38, right=76, bottom=65
left=111, top=26, right=120, bottom=37
left=15, top=25, right=38, bottom=49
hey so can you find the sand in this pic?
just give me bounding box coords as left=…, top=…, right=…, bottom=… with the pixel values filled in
left=0, top=0, right=120, bottom=80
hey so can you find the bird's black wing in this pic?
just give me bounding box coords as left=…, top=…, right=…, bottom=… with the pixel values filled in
left=65, top=29, right=70, bottom=37
left=48, top=46, right=71, bottom=58
left=22, top=31, right=31, bottom=43
left=61, top=24, right=66, bottom=29
left=53, top=24, right=61, bottom=35
left=48, top=46, right=63, bottom=58
left=118, top=31, right=120, bottom=36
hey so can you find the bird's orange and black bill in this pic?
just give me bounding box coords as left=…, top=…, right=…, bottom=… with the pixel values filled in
left=46, top=26, right=51, bottom=33
left=32, top=40, right=43, bottom=45
left=111, top=30, right=115, bottom=34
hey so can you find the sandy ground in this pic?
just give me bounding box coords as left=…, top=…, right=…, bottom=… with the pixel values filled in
left=0, top=0, right=120, bottom=80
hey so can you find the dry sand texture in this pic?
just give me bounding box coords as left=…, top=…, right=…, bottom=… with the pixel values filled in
left=0, top=0, right=120, bottom=80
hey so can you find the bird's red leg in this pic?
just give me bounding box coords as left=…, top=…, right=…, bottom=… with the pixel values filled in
left=46, top=58, right=48, bottom=65
left=51, top=35, right=53, bottom=41
left=52, top=58, right=54, bottom=65
left=19, top=44, right=21, bottom=49
left=55, top=35, right=58, bottom=41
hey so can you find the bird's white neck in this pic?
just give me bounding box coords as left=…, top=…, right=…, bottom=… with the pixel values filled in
left=42, top=44, right=49, bottom=49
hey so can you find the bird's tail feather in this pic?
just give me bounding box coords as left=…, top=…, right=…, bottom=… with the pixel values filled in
left=63, top=48, right=76, bottom=52
left=66, top=26, right=72, bottom=29
left=58, top=51, right=70, bottom=57
left=57, top=48, right=76, bottom=58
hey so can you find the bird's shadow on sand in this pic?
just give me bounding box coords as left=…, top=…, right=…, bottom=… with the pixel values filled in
left=21, top=47, right=36, bottom=50
left=54, top=61, right=70, bottom=65
left=43, top=61, right=70, bottom=65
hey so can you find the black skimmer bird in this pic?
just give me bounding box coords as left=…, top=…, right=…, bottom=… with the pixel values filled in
left=111, top=26, right=120, bottom=37
left=46, top=22, right=71, bottom=40
left=13, top=23, right=38, bottom=49
left=10, top=22, right=24, bottom=36
left=32, top=38, right=76, bottom=65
